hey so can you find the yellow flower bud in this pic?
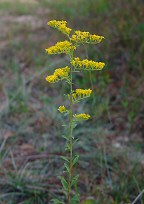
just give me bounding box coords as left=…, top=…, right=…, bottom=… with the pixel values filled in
left=73, top=113, right=91, bottom=120
left=58, top=105, right=67, bottom=113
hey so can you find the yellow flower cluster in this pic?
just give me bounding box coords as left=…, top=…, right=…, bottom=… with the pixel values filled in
left=71, top=57, right=105, bottom=70
left=45, top=66, right=70, bottom=83
left=48, top=20, right=72, bottom=35
left=71, top=30, right=104, bottom=44
left=75, top=89, right=92, bottom=96
left=68, top=89, right=92, bottom=103
left=54, top=67, right=70, bottom=77
left=58, top=105, right=67, bottom=113
left=45, top=41, right=76, bottom=55
left=45, top=74, right=58, bottom=83
left=73, top=113, right=91, bottom=120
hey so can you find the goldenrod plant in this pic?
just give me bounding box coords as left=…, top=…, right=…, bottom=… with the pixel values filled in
left=45, top=20, right=105, bottom=204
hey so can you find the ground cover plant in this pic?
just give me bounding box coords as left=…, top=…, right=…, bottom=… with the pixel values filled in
left=0, top=0, right=144, bottom=203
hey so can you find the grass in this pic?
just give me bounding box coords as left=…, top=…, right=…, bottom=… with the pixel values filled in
left=0, top=0, right=38, bottom=15
left=0, top=0, right=144, bottom=203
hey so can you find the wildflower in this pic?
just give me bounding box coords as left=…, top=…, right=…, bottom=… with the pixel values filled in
left=71, top=57, right=105, bottom=70
left=45, top=41, right=76, bottom=55
left=58, top=105, right=67, bottom=113
left=68, top=89, right=92, bottom=103
left=45, top=74, right=58, bottom=83
left=75, top=89, right=92, bottom=97
left=54, top=66, right=70, bottom=78
left=71, top=30, right=104, bottom=44
left=45, top=66, right=70, bottom=83
left=73, top=113, right=91, bottom=120
left=45, top=20, right=105, bottom=203
left=48, top=20, right=72, bottom=35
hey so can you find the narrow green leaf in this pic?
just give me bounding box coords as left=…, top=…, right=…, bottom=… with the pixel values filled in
left=62, top=135, right=69, bottom=141
left=70, top=194, right=79, bottom=204
left=71, top=175, right=79, bottom=187
left=64, top=162, right=70, bottom=175
left=72, top=121, right=77, bottom=129
left=61, top=156, right=69, bottom=163
left=73, top=138, right=79, bottom=145
left=72, top=155, right=79, bottom=166
left=65, top=143, right=70, bottom=151
left=59, top=176, right=68, bottom=192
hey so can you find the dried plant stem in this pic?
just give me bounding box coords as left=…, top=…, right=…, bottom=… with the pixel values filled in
left=132, top=189, right=144, bottom=204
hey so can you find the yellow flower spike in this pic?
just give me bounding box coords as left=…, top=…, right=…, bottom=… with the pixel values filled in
left=71, top=30, right=104, bottom=44
left=45, top=74, right=58, bottom=83
left=46, top=66, right=70, bottom=84
left=54, top=66, right=70, bottom=78
left=48, top=20, right=72, bottom=35
left=55, top=70, right=68, bottom=77
left=45, top=41, right=76, bottom=55
left=71, top=58, right=105, bottom=70
left=73, top=113, right=91, bottom=120
left=48, top=20, right=67, bottom=27
left=75, top=89, right=92, bottom=97
left=58, top=105, right=67, bottom=113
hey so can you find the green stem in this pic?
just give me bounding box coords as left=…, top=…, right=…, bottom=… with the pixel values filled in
left=68, top=53, right=74, bottom=204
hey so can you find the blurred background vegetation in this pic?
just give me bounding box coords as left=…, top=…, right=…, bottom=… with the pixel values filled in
left=0, top=0, right=144, bottom=203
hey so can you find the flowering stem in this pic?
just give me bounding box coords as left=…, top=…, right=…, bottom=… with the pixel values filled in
left=67, top=53, right=74, bottom=204
left=45, top=20, right=105, bottom=204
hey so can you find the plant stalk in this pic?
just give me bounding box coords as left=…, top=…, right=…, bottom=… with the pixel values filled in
left=67, top=54, right=73, bottom=204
